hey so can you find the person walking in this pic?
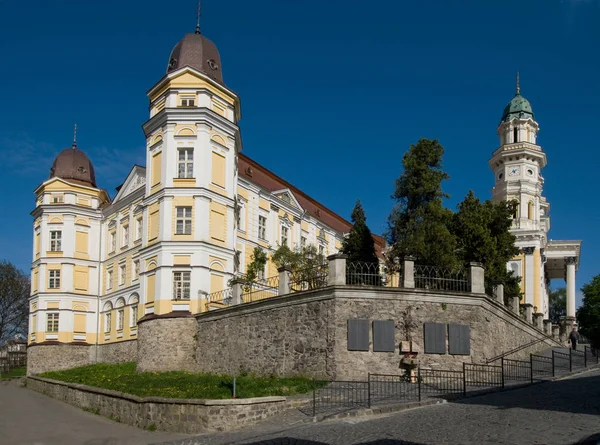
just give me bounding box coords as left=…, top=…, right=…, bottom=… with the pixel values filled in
left=569, top=326, right=579, bottom=351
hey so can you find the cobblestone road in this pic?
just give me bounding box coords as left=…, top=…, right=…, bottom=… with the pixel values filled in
left=162, top=368, right=600, bottom=445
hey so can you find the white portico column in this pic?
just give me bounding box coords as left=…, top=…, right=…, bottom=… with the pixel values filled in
left=523, top=247, right=535, bottom=305
left=565, top=257, right=577, bottom=320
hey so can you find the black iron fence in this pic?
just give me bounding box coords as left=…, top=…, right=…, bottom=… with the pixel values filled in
left=414, top=265, right=470, bottom=292
left=346, top=262, right=383, bottom=286
left=242, top=276, right=279, bottom=303
left=290, top=264, right=329, bottom=292
left=311, top=348, right=600, bottom=416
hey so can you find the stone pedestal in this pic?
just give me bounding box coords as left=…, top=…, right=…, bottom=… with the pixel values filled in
left=494, top=282, right=504, bottom=305
left=327, top=254, right=347, bottom=286
left=552, top=324, right=560, bottom=341
left=521, top=304, right=533, bottom=324
left=469, top=262, right=485, bottom=294
left=402, top=257, right=415, bottom=289
left=508, top=296, right=520, bottom=315
left=231, top=279, right=245, bottom=305
left=278, top=267, right=291, bottom=295
left=533, top=313, right=544, bottom=331
left=543, top=319, right=552, bottom=336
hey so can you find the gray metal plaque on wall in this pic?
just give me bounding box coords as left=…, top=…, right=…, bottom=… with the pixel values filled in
left=347, top=319, right=369, bottom=351
left=424, top=322, right=447, bottom=354
left=448, top=324, right=470, bottom=355
left=373, top=320, right=396, bottom=352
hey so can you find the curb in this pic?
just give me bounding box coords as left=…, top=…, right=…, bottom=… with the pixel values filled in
left=309, top=399, right=447, bottom=423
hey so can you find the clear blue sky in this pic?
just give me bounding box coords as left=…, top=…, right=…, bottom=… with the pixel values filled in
left=0, top=0, right=598, bottom=307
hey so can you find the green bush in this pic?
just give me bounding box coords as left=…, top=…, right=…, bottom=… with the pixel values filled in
left=1, top=367, right=26, bottom=379
left=40, top=362, right=321, bottom=399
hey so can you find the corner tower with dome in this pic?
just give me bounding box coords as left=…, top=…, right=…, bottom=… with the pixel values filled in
left=489, top=77, right=581, bottom=327
left=27, top=26, right=378, bottom=374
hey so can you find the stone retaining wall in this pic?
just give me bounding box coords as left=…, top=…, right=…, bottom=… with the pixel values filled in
left=97, top=339, right=138, bottom=364
left=27, top=343, right=94, bottom=375
left=27, top=376, right=302, bottom=433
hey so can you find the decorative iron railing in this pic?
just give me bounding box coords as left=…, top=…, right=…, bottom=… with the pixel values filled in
left=205, top=288, right=233, bottom=309
left=346, top=262, right=383, bottom=286
left=242, top=276, right=279, bottom=303
left=414, top=265, right=470, bottom=292
left=289, top=264, right=328, bottom=292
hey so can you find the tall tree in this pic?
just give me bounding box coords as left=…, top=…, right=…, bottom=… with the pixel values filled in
left=342, top=200, right=379, bottom=265
left=577, top=275, right=600, bottom=349
left=451, top=191, right=521, bottom=299
left=271, top=244, right=327, bottom=290
left=387, top=139, right=456, bottom=268
left=0, top=261, right=29, bottom=343
left=244, top=247, right=268, bottom=284
left=548, top=287, right=567, bottom=324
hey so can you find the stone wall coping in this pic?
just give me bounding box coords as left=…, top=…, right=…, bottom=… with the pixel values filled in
left=195, top=285, right=559, bottom=347
left=27, top=376, right=287, bottom=406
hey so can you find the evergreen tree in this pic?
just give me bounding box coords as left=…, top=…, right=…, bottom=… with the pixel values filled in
left=548, top=287, right=567, bottom=324
left=451, top=191, right=521, bottom=300
left=387, top=139, right=456, bottom=268
left=577, top=275, right=600, bottom=349
left=342, top=200, right=379, bottom=265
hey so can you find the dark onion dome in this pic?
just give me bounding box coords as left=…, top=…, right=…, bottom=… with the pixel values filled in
left=166, top=32, right=224, bottom=85
left=49, top=145, right=97, bottom=187
left=501, top=92, right=534, bottom=124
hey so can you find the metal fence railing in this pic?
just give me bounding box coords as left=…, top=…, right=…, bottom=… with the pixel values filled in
left=310, top=348, right=600, bottom=416
left=346, top=262, right=383, bottom=286
left=289, top=264, right=328, bottom=292
left=242, top=276, right=279, bottom=303
left=0, top=352, right=27, bottom=374
left=205, top=288, right=233, bottom=310
left=414, top=265, right=470, bottom=292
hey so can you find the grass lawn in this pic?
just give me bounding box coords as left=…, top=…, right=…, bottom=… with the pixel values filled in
left=40, top=362, right=321, bottom=399
left=1, top=367, right=26, bottom=379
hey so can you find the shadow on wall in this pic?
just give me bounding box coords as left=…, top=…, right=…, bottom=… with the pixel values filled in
left=241, top=440, right=427, bottom=445
left=455, top=372, right=600, bottom=416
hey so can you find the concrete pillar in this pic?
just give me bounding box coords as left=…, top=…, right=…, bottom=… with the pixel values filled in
left=565, top=257, right=577, bottom=320
left=278, top=267, right=291, bottom=295
left=327, top=254, right=347, bottom=286
left=533, top=313, right=544, bottom=331
left=469, top=262, right=485, bottom=294
left=523, top=247, right=535, bottom=305
left=509, top=296, right=520, bottom=315
left=543, top=319, right=552, bottom=336
left=521, top=303, right=533, bottom=324
left=552, top=324, right=560, bottom=341
left=494, top=282, right=504, bottom=305
left=231, top=279, right=245, bottom=305
left=402, top=257, right=415, bottom=289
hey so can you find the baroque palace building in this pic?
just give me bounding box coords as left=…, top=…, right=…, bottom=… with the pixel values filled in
left=28, top=28, right=384, bottom=348
left=28, top=27, right=580, bottom=354
left=490, top=79, right=581, bottom=324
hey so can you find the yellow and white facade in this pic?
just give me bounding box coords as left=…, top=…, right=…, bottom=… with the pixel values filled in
left=28, top=30, right=363, bottom=350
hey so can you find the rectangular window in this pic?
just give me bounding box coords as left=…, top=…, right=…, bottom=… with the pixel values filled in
left=178, top=148, right=194, bottom=178
left=117, top=309, right=124, bottom=331
left=133, top=260, right=140, bottom=281
left=173, top=271, right=191, bottom=300
left=48, top=270, right=60, bottom=289
left=136, top=217, right=143, bottom=240
left=50, top=231, right=62, bottom=251
left=319, top=245, right=325, bottom=256
left=51, top=195, right=64, bottom=204
left=130, top=305, right=138, bottom=328
left=119, top=264, right=126, bottom=286
left=281, top=226, right=289, bottom=247
left=110, top=231, right=116, bottom=252
left=107, top=269, right=113, bottom=290
left=236, top=203, right=245, bottom=232
left=46, top=313, right=59, bottom=332
left=122, top=225, right=129, bottom=247
left=175, top=207, right=193, bottom=235
left=301, top=236, right=307, bottom=248
left=105, top=312, right=112, bottom=333
left=258, top=215, right=267, bottom=240
left=180, top=96, right=195, bottom=107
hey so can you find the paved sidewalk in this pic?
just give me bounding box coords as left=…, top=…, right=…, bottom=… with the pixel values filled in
left=0, top=380, right=187, bottom=445
left=158, top=368, right=600, bottom=445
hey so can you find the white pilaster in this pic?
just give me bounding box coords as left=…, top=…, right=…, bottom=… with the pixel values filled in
left=524, top=247, right=535, bottom=305
left=566, top=257, right=577, bottom=319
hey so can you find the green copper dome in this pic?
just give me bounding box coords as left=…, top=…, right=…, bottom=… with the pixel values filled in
left=501, top=93, right=534, bottom=123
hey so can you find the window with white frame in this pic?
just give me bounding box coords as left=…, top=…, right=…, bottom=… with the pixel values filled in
left=122, top=224, right=129, bottom=247
left=175, top=207, right=192, bottom=235
left=237, top=202, right=245, bottom=232
left=46, top=313, right=59, bottom=332
left=133, top=260, right=140, bottom=281
left=301, top=235, right=307, bottom=248
left=173, top=271, right=191, bottom=300
left=49, top=231, right=62, bottom=251
left=107, top=269, right=113, bottom=290
left=109, top=231, right=116, bottom=252
left=258, top=215, right=267, bottom=240
left=257, top=265, right=266, bottom=281
left=180, top=95, right=195, bottom=107
left=319, top=244, right=325, bottom=256
left=135, top=217, right=143, bottom=241
left=119, top=264, right=126, bottom=286
left=281, top=225, right=289, bottom=247
left=48, top=270, right=60, bottom=289
left=105, top=311, right=112, bottom=333
left=130, top=305, right=138, bottom=327
left=117, top=309, right=124, bottom=331
left=178, top=148, right=194, bottom=178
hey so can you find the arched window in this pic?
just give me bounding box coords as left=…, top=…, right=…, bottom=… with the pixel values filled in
left=513, top=202, right=519, bottom=219
left=513, top=127, right=519, bottom=143
left=528, top=201, right=534, bottom=220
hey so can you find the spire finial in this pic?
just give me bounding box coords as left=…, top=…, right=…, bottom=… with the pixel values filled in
left=72, top=124, right=77, bottom=149
left=516, top=71, right=521, bottom=95
left=195, top=0, right=202, bottom=34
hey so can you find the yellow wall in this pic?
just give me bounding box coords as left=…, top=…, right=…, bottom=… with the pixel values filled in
left=210, top=273, right=224, bottom=294
left=148, top=203, right=159, bottom=242
left=210, top=202, right=226, bottom=244
left=73, top=313, right=86, bottom=333
left=34, top=232, right=40, bottom=258
left=149, top=72, right=236, bottom=106
left=146, top=273, right=156, bottom=303
left=211, top=152, right=226, bottom=188
left=75, top=231, right=89, bottom=255
left=74, top=266, right=89, bottom=292
left=151, top=152, right=162, bottom=187
left=32, top=268, right=38, bottom=293
left=174, top=255, right=191, bottom=265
